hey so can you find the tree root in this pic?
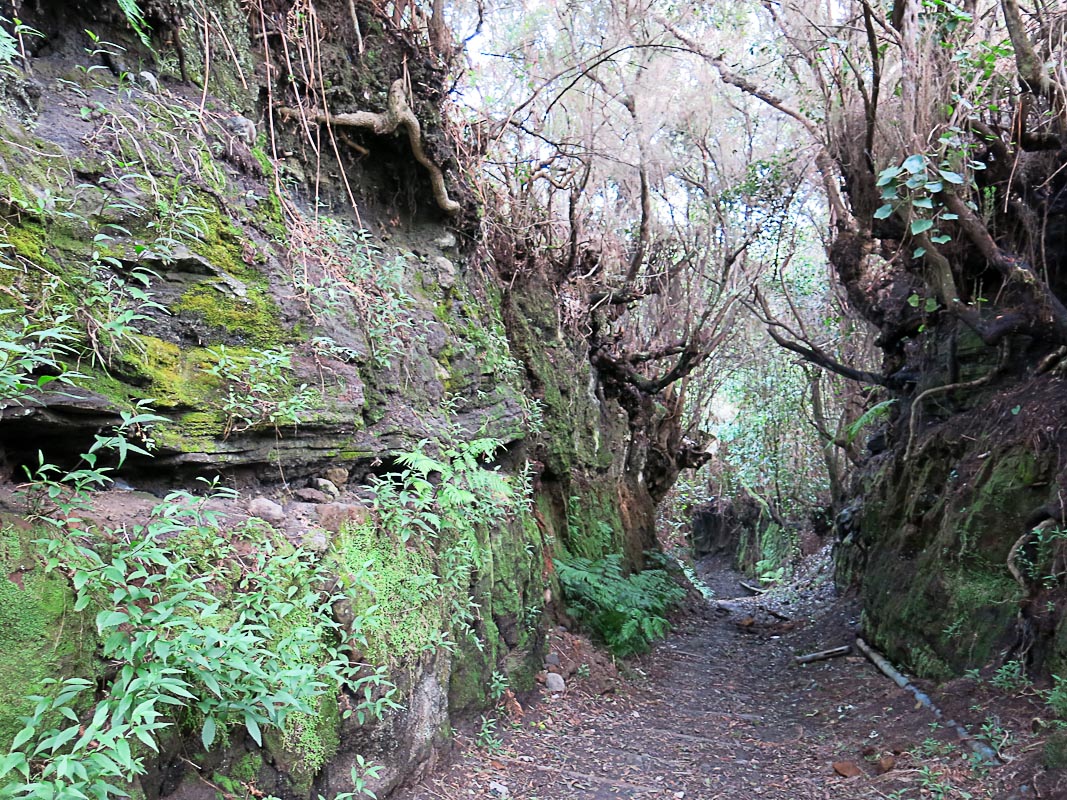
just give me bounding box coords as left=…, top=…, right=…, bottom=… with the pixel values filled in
left=279, top=79, right=461, bottom=214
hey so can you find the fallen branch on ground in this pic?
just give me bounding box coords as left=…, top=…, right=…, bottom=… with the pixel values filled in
left=855, top=637, right=1000, bottom=764
left=794, top=645, right=851, bottom=665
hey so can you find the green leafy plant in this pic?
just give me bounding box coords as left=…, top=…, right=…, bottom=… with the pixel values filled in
left=0, top=338, right=387, bottom=798
left=0, top=18, right=17, bottom=64
left=554, top=553, right=685, bottom=656
left=0, top=313, right=81, bottom=405
left=336, top=431, right=528, bottom=664
left=206, top=346, right=318, bottom=438
left=845, top=399, right=896, bottom=444
left=475, top=715, right=502, bottom=753
left=977, top=715, right=1015, bottom=758
left=116, top=0, right=152, bottom=49
left=0, top=475, right=388, bottom=800
left=989, top=659, right=1030, bottom=693
left=1045, top=674, right=1067, bottom=718
left=489, top=671, right=509, bottom=702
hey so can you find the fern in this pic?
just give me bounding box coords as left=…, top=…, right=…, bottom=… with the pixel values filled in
left=845, top=399, right=896, bottom=444
left=555, top=554, right=685, bottom=656
left=0, top=19, right=17, bottom=64
left=116, top=0, right=153, bottom=48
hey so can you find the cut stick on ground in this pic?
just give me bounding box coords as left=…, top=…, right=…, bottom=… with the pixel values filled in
left=794, top=645, right=851, bottom=664
left=740, top=580, right=769, bottom=594
left=854, top=637, right=1001, bottom=765
left=763, top=606, right=791, bottom=621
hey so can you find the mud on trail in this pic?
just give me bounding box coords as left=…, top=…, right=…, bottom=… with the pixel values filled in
left=396, top=555, right=1065, bottom=799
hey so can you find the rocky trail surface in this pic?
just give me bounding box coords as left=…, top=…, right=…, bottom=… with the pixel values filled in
left=396, top=556, right=1063, bottom=800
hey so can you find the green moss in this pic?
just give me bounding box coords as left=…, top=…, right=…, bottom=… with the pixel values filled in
left=271, top=696, right=340, bottom=797
left=333, top=520, right=444, bottom=667
left=448, top=641, right=491, bottom=710
left=1045, top=730, right=1067, bottom=770
left=563, top=483, right=623, bottom=560
left=909, top=644, right=952, bottom=681
left=0, top=526, right=95, bottom=750
left=247, top=148, right=286, bottom=238
left=953, top=451, right=1047, bottom=558
left=230, top=751, right=263, bottom=784
left=115, top=337, right=222, bottom=410
left=173, top=284, right=287, bottom=346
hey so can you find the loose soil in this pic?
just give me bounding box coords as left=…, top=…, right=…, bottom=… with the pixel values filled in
left=395, top=552, right=1067, bottom=799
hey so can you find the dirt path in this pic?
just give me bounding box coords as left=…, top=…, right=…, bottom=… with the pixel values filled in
left=395, top=556, right=1057, bottom=799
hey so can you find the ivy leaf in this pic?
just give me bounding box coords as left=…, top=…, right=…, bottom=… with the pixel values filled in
left=876, top=165, right=902, bottom=187
left=924, top=181, right=944, bottom=193
left=931, top=234, right=952, bottom=244
left=903, top=154, right=926, bottom=174
left=913, top=246, right=927, bottom=258
left=942, top=212, right=959, bottom=220
left=874, top=204, right=894, bottom=219
left=938, top=168, right=965, bottom=184
left=911, top=218, right=934, bottom=235
left=913, top=196, right=934, bottom=209
left=908, top=294, right=921, bottom=308
left=925, top=297, right=939, bottom=312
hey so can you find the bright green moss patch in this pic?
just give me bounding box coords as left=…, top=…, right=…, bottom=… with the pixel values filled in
left=115, top=337, right=221, bottom=409
left=0, top=526, right=95, bottom=750
left=278, top=697, right=340, bottom=795
left=173, top=284, right=286, bottom=346
left=334, top=520, right=445, bottom=667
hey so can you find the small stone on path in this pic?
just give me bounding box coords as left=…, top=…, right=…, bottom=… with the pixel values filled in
left=311, top=478, right=340, bottom=498
left=294, top=487, right=330, bottom=503
left=248, top=496, right=285, bottom=526
left=832, top=760, right=862, bottom=778
left=324, top=467, right=349, bottom=487
left=546, top=673, right=566, bottom=693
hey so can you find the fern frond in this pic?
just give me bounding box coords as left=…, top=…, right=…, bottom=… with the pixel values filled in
left=845, top=399, right=896, bottom=443
left=116, top=0, right=153, bottom=49
left=0, top=19, right=17, bottom=64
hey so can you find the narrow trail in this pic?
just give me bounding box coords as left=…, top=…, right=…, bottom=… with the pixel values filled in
left=396, top=558, right=1046, bottom=799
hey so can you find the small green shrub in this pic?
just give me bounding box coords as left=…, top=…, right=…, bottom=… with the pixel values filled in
left=1044, top=674, right=1067, bottom=718
left=205, top=346, right=318, bottom=438
left=554, top=553, right=685, bottom=656
left=990, top=659, right=1030, bottom=692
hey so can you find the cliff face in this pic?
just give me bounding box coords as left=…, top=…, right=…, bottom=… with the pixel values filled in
left=0, top=2, right=648, bottom=797
left=839, top=321, right=1067, bottom=683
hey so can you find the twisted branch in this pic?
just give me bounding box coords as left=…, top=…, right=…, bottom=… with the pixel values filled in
left=280, top=79, right=461, bottom=214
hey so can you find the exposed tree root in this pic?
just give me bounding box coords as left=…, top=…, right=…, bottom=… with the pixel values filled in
left=280, top=79, right=461, bottom=214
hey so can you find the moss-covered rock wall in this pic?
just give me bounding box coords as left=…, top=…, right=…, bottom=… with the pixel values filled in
left=0, top=2, right=648, bottom=798
left=840, top=325, right=1067, bottom=683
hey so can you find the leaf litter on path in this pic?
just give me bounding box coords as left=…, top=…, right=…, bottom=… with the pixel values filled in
left=394, top=549, right=1062, bottom=799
